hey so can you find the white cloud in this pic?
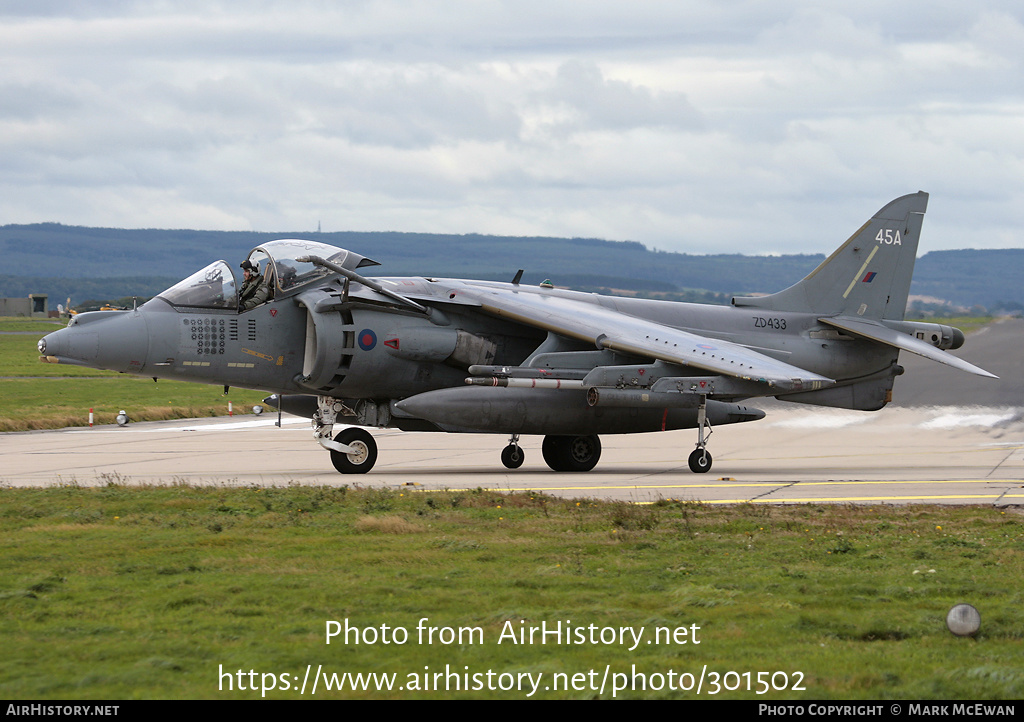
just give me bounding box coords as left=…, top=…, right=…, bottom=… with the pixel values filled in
left=0, top=1, right=1022, bottom=254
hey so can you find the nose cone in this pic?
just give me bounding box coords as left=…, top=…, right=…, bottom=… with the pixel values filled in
left=39, top=310, right=150, bottom=373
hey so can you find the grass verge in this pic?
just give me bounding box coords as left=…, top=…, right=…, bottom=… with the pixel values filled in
left=0, top=318, right=267, bottom=430
left=0, top=377, right=269, bottom=431
left=0, top=484, right=1021, bottom=699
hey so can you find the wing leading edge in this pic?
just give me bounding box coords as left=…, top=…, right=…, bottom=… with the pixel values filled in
left=454, top=284, right=834, bottom=391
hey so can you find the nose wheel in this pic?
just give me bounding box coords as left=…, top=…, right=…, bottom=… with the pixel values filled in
left=501, top=435, right=524, bottom=469
left=329, top=428, right=378, bottom=474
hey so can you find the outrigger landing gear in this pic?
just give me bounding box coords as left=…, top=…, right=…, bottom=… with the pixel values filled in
left=688, top=396, right=713, bottom=473
left=501, top=434, right=524, bottom=469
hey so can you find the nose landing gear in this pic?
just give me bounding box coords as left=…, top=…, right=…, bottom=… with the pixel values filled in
left=330, top=427, right=378, bottom=474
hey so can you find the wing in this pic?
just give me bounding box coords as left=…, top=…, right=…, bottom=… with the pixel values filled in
left=821, top=316, right=997, bottom=379
left=452, top=283, right=833, bottom=391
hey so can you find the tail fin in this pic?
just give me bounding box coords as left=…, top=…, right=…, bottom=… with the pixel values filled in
left=732, top=192, right=928, bottom=321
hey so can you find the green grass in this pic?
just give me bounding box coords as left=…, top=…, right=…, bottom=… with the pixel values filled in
left=0, top=486, right=1021, bottom=699
left=2, top=316, right=117, bottom=377
left=0, top=317, right=266, bottom=430
left=0, top=318, right=68, bottom=333
left=0, top=377, right=268, bottom=430
left=905, top=316, right=994, bottom=335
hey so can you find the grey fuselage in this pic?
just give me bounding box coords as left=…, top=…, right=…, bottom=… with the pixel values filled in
left=37, top=194, right=993, bottom=471
left=38, top=272, right=920, bottom=438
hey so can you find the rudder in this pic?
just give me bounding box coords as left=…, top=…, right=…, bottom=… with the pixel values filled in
left=733, top=192, right=928, bottom=321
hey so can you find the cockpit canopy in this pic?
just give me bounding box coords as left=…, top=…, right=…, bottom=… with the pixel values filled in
left=156, top=240, right=380, bottom=310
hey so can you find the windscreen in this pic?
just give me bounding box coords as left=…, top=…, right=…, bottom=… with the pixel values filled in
left=157, top=261, right=238, bottom=309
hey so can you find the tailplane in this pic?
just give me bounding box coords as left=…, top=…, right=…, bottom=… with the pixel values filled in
left=733, top=192, right=928, bottom=321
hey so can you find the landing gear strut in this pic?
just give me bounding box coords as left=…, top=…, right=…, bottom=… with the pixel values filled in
left=501, top=434, right=525, bottom=469
left=688, top=395, right=713, bottom=473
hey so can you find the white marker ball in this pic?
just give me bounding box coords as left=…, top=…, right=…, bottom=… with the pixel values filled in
left=946, top=603, right=981, bottom=636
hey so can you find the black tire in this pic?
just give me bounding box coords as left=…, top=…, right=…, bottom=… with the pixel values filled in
left=330, top=428, right=378, bottom=474
left=501, top=444, right=525, bottom=469
left=688, top=448, right=712, bottom=474
left=542, top=435, right=601, bottom=472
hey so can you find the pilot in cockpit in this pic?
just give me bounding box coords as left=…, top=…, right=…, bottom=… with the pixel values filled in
left=239, top=260, right=268, bottom=311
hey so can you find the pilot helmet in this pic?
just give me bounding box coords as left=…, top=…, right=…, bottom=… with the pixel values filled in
left=240, top=260, right=259, bottom=273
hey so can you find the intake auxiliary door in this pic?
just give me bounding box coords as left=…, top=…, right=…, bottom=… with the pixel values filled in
left=295, top=288, right=355, bottom=392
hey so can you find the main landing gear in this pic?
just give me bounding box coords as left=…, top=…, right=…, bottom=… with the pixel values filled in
left=317, top=399, right=715, bottom=475
left=543, top=434, right=602, bottom=472
left=500, top=434, right=603, bottom=472
left=501, top=397, right=717, bottom=474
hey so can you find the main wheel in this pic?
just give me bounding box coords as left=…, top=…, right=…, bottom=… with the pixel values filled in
left=330, top=428, right=378, bottom=474
left=542, top=435, right=601, bottom=472
left=501, top=444, right=524, bottom=469
left=688, top=448, right=712, bottom=474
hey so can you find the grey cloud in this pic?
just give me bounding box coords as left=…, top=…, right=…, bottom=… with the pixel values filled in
left=0, top=2, right=1021, bottom=255
left=0, top=82, right=81, bottom=120
left=542, top=61, right=704, bottom=134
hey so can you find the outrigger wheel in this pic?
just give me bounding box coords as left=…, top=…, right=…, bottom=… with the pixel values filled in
left=688, top=447, right=712, bottom=474
left=330, top=427, right=378, bottom=474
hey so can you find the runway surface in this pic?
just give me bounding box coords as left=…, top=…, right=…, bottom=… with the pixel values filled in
left=3, top=405, right=1023, bottom=505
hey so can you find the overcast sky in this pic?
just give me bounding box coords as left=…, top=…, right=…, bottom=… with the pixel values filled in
left=2, top=1, right=1022, bottom=255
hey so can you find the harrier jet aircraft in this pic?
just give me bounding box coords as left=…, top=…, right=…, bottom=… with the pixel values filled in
left=38, top=192, right=994, bottom=474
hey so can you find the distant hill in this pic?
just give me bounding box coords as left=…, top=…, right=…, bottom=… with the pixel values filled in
left=1, top=223, right=1021, bottom=312
left=910, top=249, right=1024, bottom=311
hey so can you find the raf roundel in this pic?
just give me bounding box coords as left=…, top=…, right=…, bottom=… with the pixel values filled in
left=358, top=329, right=377, bottom=351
